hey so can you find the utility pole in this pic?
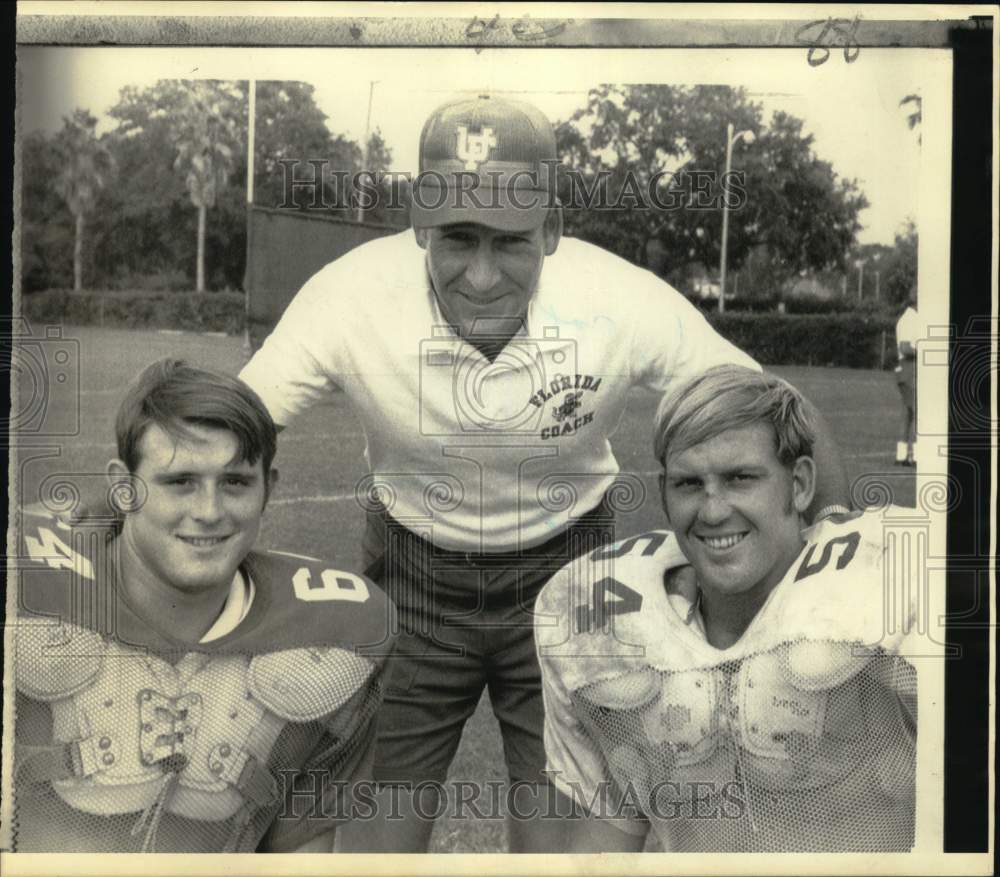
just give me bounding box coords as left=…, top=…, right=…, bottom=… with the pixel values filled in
left=242, top=78, right=256, bottom=357
left=718, top=123, right=755, bottom=313
left=356, top=81, right=376, bottom=223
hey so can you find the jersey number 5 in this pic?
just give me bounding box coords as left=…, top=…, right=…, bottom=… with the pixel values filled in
left=293, top=568, right=371, bottom=603
left=793, top=531, right=861, bottom=582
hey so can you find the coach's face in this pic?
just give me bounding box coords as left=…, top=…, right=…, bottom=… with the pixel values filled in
left=110, top=423, right=274, bottom=598
left=416, top=211, right=561, bottom=341
left=661, top=422, right=815, bottom=605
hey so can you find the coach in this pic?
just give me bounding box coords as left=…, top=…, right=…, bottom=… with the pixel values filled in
left=239, top=94, right=851, bottom=852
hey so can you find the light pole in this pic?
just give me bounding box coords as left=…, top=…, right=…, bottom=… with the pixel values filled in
left=242, top=78, right=257, bottom=357
left=718, top=123, right=755, bottom=313
left=855, top=258, right=865, bottom=302
left=356, top=80, right=378, bottom=223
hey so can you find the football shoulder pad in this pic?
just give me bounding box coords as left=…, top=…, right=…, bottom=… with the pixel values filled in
left=248, top=643, right=377, bottom=721
left=14, top=616, right=107, bottom=702
left=537, top=529, right=688, bottom=636
left=536, top=529, right=692, bottom=690
left=757, top=506, right=921, bottom=654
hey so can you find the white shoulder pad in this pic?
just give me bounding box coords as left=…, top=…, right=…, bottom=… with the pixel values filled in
left=579, top=668, right=660, bottom=710
left=767, top=508, right=920, bottom=650
left=249, top=646, right=375, bottom=722
left=538, top=530, right=686, bottom=621
left=779, top=640, right=872, bottom=691
left=15, top=619, right=106, bottom=702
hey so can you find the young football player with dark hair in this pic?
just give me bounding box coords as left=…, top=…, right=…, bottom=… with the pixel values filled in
left=536, top=364, right=918, bottom=852
left=7, top=359, right=395, bottom=852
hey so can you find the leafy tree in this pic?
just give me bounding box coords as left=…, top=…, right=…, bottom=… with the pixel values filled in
left=556, top=84, right=699, bottom=268
left=880, top=220, right=918, bottom=307
left=101, top=79, right=342, bottom=291
left=844, top=242, right=895, bottom=304
left=248, top=80, right=361, bottom=212
left=222, top=82, right=400, bottom=283
left=172, top=81, right=242, bottom=292
left=743, top=112, right=868, bottom=294
left=51, top=110, right=115, bottom=291
left=359, top=128, right=407, bottom=226
left=27, top=79, right=389, bottom=293
left=364, top=129, right=393, bottom=176
left=101, top=80, right=214, bottom=289
left=555, top=85, right=869, bottom=297
left=900, top=94, right=922, bottom=144
left=19, top=130, right=73, bottom=292
left=738, top=244, right=784, bottom=300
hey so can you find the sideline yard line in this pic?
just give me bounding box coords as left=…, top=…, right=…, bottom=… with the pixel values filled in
left=274, top=431, right=365, bottom=441
left=155, top=329, right=229, bottom=337
left=270, top=492, right=356, bottom=506
left=24, top=441, right=117, bottom=450
left=830, top=412, right=902, bottom=419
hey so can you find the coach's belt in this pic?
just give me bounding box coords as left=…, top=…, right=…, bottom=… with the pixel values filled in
left=401, top=500, right=615, bottom=566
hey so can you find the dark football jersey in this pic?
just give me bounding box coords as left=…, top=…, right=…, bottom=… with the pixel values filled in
left=6, top=508, right=397, bottom=853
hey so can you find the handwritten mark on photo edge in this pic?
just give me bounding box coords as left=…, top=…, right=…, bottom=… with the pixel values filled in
left=465, top=16, right=571, bottom=43
left=465, top=14, right=501, bottom=40
left=512, top=20, right=571, bottom=42
left=795, top=17, right=862, bottom=67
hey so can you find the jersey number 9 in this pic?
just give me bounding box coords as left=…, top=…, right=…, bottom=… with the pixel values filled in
left=292, top=568, right=371, bottom=603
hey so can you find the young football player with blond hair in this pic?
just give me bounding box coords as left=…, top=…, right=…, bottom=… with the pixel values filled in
left=536, top=364, right=918, bottom=852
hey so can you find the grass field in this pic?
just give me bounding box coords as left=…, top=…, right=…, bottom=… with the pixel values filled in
left=12, top=324, right=916, bottom=852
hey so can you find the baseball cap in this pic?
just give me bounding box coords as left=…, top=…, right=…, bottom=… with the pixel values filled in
left=411, top=94, right=558, bottom=232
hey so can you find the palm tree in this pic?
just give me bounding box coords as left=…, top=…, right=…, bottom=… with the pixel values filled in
left=173, top=82, right=240, bottom=292
left=52, top=110, right=114, bottom=292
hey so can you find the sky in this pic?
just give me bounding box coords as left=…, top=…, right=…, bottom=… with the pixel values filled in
left=17, top=45, right=943, bottom=244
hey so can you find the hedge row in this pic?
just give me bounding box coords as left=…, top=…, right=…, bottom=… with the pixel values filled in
left=705, top=312, right=896, bottom=369
left=23, top=290, right=894, bottom=370
left=691, top=295, right=890, bottom=316
left=252, top=313, right=895, bottom=369
left=21, top=290, right=246, bottom=334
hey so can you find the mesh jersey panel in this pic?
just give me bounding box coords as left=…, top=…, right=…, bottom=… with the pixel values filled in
left=568, top=643, right=916, bottom=852
left=9, top=624, right=384, bottom=853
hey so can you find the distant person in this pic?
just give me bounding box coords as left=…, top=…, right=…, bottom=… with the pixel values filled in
left=894, top=287, right=920, bottom=466
left=239, top=93, right=853, bottom=852
left=536, top=365, right=918, bottom=852
left=9, top=360, right=395, bottom=852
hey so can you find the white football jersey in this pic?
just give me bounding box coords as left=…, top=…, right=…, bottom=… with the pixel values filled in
left=535, top=509, right=920, bottom=851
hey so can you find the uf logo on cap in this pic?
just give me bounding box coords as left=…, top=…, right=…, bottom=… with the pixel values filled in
left=455, top=125, right=497, bottom=170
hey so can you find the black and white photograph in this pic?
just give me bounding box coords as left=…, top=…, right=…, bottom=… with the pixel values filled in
left=2, top=3, right=995, bottom=875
